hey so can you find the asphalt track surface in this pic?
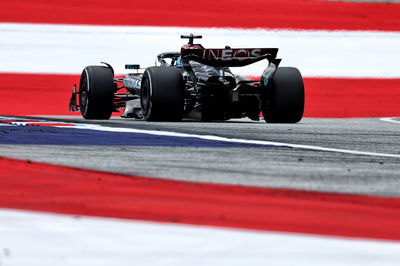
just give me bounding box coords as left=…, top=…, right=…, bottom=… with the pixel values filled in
left=1, top=116, right=399, bottom=197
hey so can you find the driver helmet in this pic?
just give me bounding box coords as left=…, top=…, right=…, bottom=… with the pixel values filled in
left=175, top=57, right=183, bottom=66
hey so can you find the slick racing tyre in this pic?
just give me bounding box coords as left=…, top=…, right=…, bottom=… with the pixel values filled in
left=262, top=67, right=304, bottom=123
left=79, top=66, right=115, bottom=119
left=141, top=66, right=184, bottom=121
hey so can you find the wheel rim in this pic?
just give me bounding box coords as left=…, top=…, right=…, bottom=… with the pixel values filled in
left=141, top=77, right=151, bottom=114
left=80, top=71, right=89, bottom=115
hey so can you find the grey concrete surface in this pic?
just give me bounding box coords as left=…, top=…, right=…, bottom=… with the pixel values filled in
left=1, top=117, right=400, bottom=197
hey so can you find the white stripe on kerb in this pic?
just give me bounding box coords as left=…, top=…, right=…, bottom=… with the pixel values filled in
left=1, top=208, right=400, bottom=266
left=1, top=23, right=400, bottom=77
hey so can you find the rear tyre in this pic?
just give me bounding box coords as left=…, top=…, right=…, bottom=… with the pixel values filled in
left=262, top=67, right=304, bottom=123
left=79, top=66, right=115, bottom=119
left=140, top=67, right=184, bottom=121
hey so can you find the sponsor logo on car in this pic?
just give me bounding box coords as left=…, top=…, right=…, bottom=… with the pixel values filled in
left=203, top=49, right=262, bottom=61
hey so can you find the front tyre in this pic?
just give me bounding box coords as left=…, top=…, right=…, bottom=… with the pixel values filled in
left=140, top=67, right=184, bottom=121
left=262, top=67, right=304, bottom=123
left=79, top=66, right=115, bottom=119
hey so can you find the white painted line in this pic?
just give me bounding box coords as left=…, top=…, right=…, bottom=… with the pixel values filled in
left=1, top=23, right=400, bottom=77
left=77, top=123, right=400, bottom=159
left=4, top=116, right=400, bottom=157
left=2, top=116, right=399, bottom=159
left=380, top=117, right=400, bottom=124
left=1, top=208, right=400, bottom=266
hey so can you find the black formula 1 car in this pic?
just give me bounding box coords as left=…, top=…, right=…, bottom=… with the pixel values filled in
left=69, top=34, right=304, bottom=123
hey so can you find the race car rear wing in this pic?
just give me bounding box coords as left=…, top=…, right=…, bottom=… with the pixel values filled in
left=180, top=34, right=279, bottom=67
left=181, top=46, right=278, bottom=67
left=182, top=47, right=278, bottom=67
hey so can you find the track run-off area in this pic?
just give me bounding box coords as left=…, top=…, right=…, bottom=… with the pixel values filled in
left=1, top=0, right=400, bottom=265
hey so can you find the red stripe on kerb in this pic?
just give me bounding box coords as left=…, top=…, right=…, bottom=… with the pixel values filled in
left=0, top=0, right=399, bottom=31
left=0, top=73, right=81, bottom=116
left=1, top=157, right=400, bottom=241
left=1, top=73, right=399, bottom=118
